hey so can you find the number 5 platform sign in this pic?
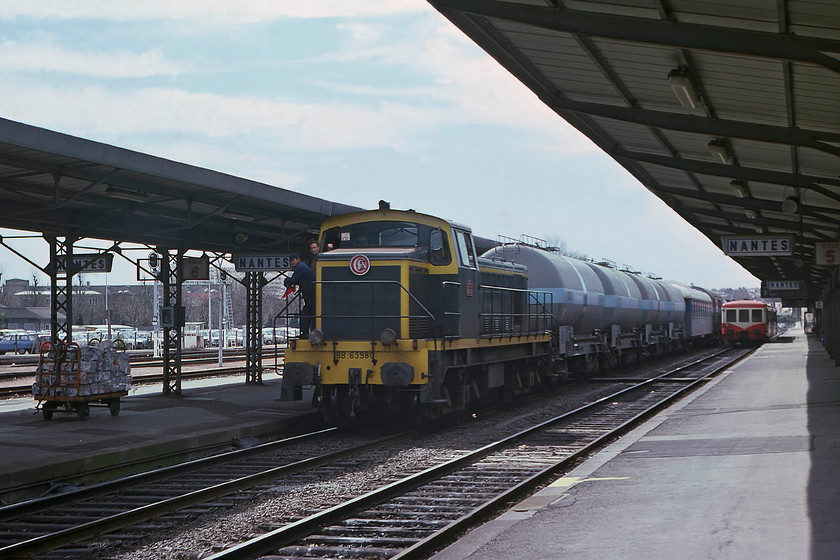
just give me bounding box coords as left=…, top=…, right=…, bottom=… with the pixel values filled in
left=816, top=242, right=840, bottom=266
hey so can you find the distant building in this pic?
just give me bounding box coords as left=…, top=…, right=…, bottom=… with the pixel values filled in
left=0, top=306, right=64, bottom=332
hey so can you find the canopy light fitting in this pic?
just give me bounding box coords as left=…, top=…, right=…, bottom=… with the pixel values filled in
left=667, top=68, right=701, bottom=109
left=708, top=140, right=732, bottom=165
left=729, top=180, right=748, bottom=198
left=744, top=208, right=757, bottom=219
left=782, top=196, right=800, bottom=214
left=222, top=210, right=255, bottom=222
left=106, top=187, right=149, bottom=202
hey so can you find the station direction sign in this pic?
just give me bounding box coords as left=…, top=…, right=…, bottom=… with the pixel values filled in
left=233, top=254, right=294, bottom=272
left=761, top=280, right=806, bottom=299
left=722, top=236, right=794, bottom=256
left=55, top=253, right=114, bottom=273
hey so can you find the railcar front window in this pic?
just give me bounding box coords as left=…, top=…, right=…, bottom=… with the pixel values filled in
left=726, top=310, right=737, bottom=322
left=752, top=309, right=763, bottom=322
left=739, top=309, right=750, bottom=322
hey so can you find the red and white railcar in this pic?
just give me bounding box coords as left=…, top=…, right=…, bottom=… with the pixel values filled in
left=722, top=300, right=777, bottom=344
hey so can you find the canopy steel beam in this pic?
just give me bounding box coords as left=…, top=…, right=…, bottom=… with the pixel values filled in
left=432, top=0, right=840, bottom=73
left=545, top=97, right=840, bottom=157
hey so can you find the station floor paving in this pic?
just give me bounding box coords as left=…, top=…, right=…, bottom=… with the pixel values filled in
left=0, top=375, right=319, bottom=500
left=433, top=326, right=840, bottom=560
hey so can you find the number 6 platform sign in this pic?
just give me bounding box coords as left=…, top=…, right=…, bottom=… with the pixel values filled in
left=182, top=255, right=210, bottom=280
left=816, top=242, right=840, bottom=266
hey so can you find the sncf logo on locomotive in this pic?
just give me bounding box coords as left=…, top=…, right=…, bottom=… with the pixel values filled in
left=350, top=254, right=371, bottom=276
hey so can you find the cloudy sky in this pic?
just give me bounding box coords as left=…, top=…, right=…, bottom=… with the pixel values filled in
left=0, top=1, right=759, bottom=289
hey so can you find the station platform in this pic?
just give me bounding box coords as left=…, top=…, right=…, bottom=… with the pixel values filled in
left=433, top=326, right=840, bottom=560
left=0, top=375, right=320, bottom=501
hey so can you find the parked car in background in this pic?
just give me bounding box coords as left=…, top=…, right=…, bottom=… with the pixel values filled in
left=0, top=333, right=39, bottom=354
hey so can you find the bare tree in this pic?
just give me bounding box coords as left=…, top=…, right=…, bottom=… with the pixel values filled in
left=29, top=271, right=41, bottom=307
left=543, top=235, right=588, bottom=260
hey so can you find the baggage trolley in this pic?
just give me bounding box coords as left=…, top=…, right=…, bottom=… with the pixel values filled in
left=33, top=340, right=128, bottom=421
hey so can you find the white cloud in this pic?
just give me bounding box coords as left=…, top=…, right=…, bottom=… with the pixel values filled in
left=0, top=40, right=182, bottom=77
left=1, top=1, right=426, bottom=23
left=0, top=81, right=454, bottom=153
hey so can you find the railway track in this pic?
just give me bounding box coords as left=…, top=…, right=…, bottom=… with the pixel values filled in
left=0, top=348, right=286, bottom=398
left=204, top=346, right=751, bottom=560
left=0, top=346, right=751, bottom=559
left=0, top=427, right=415, bottom=559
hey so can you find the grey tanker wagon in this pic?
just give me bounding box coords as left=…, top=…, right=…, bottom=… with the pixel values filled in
left=482, top=244, right=720, bottom=374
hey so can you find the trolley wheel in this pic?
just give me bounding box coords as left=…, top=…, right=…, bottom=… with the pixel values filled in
left=42, top=402, right=57, bottom=420
left=108, top=398, right=121, bottom=416
left=77, top=403, right=90, bottom=421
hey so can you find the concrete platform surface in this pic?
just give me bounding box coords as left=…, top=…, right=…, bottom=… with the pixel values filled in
left=0, top=375, right=319, bottom=498
left=433, top=327, right=840, bottom=560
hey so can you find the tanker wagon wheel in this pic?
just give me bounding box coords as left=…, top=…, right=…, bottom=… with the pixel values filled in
left=76, top=403, right=90, bottom=421
left=108, top=398, right=121, bottom=416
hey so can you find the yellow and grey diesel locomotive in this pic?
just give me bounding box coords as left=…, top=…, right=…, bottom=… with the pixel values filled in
left=282, top=207, right=721, bottom=425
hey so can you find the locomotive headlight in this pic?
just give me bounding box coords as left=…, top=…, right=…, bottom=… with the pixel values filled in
left=380, top=328, right=397, bottom=346
left=308, top=329, right=324, bottom=346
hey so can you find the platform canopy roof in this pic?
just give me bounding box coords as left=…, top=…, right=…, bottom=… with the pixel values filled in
left=0, top=116, right=362, bottom=254
left=430, top=0, right=840, bottom=298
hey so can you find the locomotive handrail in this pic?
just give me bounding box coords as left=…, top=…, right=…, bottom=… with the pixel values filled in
left=281, top=280, right=440, bottom=343
left=527, top=289, right=559, bottom=330
left=478, top=284, right=555, bottom=337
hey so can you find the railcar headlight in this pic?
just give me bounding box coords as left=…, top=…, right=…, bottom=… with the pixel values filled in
left=380, top=328, right=397, bottom=346
left=308, top=329, right=324, bottom=345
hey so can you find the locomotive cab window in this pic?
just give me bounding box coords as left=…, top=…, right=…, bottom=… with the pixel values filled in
left=322, top=221, right=424, bottom=249
left=455, top=230, right=477, bottom=269
left=429, top=227, right=451, bottom=266
left=321, top=220, right=452, bottom=265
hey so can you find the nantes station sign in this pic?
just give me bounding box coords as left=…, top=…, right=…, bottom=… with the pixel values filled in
left=722, top=236, right=794, bottom=257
